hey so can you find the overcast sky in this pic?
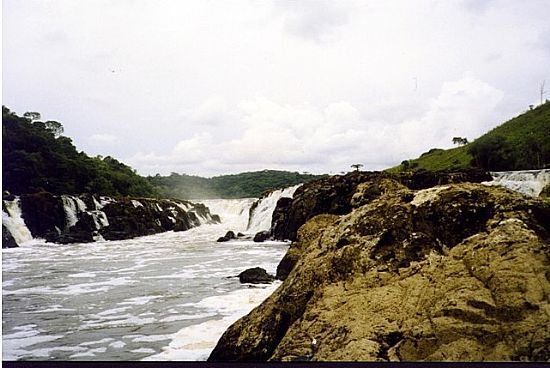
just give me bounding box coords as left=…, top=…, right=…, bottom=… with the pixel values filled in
left=3, top=0, right=550, bottom=176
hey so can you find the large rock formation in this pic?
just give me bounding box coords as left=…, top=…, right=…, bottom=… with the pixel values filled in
left=209, top=178, right=550, bottom=362
left=7, top=192, right=219, bottom=244
left=271, top=170, right=492, bottom=241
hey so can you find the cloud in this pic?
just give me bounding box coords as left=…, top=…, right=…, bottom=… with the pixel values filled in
left=89, top=134, right=119, bottom=145
left=128, top=76, right=504, bottom=177
left=275, top=0, right=350, bottom=41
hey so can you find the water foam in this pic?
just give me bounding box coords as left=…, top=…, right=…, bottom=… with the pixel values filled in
left=247, top=184, right=301, bottom=233
left=2, top=198, right=33, bottom=244
left=484, top=169, right=550, bottom=197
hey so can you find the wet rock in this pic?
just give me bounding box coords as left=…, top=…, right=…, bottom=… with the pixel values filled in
left=217, top=231, right=237, bottom=242
left=2, top=225, right=18, bottom=248
left=238, top=267, right=275, bottom=284
left=209, top=183, right=550, bottom=362
left=19, top=192, right=66, bottom=238
left=540, top=183, right=550, bottom=198
left=253, top=230, right=270, bottom=243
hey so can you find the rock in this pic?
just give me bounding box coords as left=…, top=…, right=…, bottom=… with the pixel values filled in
left=540, top=183, right=550, bottom=198
left=208, top=182, right=550, bottom=362
left=270, top=170, right=491, bottom=241
left=3, top=191, right=16, bottom=201
left=218, top=231, right=237, bottom=242
left=238, top=232, right=245, bottom=237
left=2, top=225, right=18, bottom=248
left=16, top=192, right=216, bottom=244
left=253, top=230, right=270, bottom=243
left=238, top=267, right=275, bottom=284
left=19, top=192, right=66, bottom=238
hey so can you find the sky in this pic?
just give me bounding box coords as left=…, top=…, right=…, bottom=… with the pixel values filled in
left=3, top=0, right=550, bottom=177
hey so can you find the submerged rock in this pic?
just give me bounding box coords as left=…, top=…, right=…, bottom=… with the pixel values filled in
left=238, top=267, right=275, bottom=284
left=209, top=181, right=550, bottom=362
left=253, top=230, right=270, bottom=243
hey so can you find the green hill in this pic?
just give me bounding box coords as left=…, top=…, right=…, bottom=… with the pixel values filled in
left=388, top=101, right=550, bottom=173
left=2, top=106, right=157, bottom=197
left=147, top=170, right=327, bottom=199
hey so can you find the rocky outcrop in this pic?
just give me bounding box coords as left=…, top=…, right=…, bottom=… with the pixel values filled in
left=2, top=225, right=18, bottom=248
left=8, top=192, right=219, bottom=244
left=271, top=170, right=491, bottom=241
left=209, top=180, right=550, bottom=362
left=238, top=267, right=275, bottom=284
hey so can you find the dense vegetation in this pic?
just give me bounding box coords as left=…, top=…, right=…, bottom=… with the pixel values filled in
left=2, top=106, right=158, bottom=197
left=3, top=106, right=325, bottom=199
left=147, top=170, right=327, bottom=199
left=389, top=101, right=550, bottom=172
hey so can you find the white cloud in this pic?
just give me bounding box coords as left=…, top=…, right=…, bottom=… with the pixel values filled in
left=89, top=134, right=119, bottom=144
left=3, top=0, right=549, bottom=176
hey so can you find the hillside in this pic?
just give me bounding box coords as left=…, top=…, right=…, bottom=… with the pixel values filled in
left=147, top=170, right=327, bottom=199
left=2, top=106, right=157, bottom=197
left=389, top=101, right=550, bottom=173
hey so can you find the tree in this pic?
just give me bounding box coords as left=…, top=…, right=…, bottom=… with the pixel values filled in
left=452, top=137, right=468, bottom=146
left=44, top=121, right=64, bottom=137
left=401, top=160, right=410, bottom=170
left=23, top=111, right=41, bottom=121
left=350, top=163, right=363, bottom=171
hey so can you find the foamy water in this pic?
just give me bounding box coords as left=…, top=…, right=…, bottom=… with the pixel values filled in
left=2, top=198, right=289, bottom=361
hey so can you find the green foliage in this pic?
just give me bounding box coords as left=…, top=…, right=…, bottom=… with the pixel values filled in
left=467, top=102, right=550, bottom=170
left=388, top=101, right=550, bottom=172
left=2, top=106, right=158, bottom=197
left=148, top=170, right=327, bottom=199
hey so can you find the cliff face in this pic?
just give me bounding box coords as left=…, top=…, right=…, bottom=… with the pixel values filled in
left=209, top=176, right=550, bottom=362
left=4, top=192, right=219, bottom=245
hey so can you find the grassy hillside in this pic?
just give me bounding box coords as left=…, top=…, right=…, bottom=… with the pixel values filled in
left=388, top=101, right=550, bottom=173
left=147, top=170, right=327, bottom=199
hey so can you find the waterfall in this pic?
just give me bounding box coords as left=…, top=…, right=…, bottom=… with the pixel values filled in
left=483, top=169, right=550, bottom=197
left=61, top=196, right=87, bottom=229
left=2, top=198, right=33, bottom=245
left=247, top=184, right=301, bottom=234
left=198, top=198, right=256, bottom=231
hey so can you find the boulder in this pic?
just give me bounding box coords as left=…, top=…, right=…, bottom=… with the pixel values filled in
left=540, top=183, right=550, bottom=198
left=238, top=267, right=275, bottom=284
left=253, top=230, right=270, bottom=243
left=2, top=225, right=18, bottom=248
left=209, top=182, right=550, bottom=362
left=217, top=231, right=237, bottom=242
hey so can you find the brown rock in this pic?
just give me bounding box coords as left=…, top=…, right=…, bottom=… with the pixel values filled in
left=209, top=183, right=550, bottom=362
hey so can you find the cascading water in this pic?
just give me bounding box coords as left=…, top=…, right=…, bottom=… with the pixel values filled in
left=198, top=198, right=256, bottom=232
left=2, top=196, right=291, bottom=361
left=61, top=196, right=87, bottom=229
left=2, top=198, right=33, bottom=245
left=483, top=169, right=550, bottom=197
left=247, top=184, right=301, bottom=233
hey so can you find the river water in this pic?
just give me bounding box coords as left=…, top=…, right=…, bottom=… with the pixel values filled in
left=2, top=198, right=289, bottom=361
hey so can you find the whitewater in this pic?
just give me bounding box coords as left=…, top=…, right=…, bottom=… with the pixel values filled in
left=2, top=191, right=296, bottom=361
